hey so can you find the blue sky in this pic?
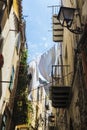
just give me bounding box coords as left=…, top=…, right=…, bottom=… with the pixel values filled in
left=22, top=0, right=60, bottom=62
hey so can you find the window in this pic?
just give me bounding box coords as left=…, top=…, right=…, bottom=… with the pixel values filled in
left=65, top=45, right=68, bottom=59
left=8, top=0, right=13, bottom=13
left=0, top=0, right=6, bottom=11
left=15, top=33, right=21, bottom=54
left=9, top=66, right=15, bottom=91
left=1, top=113, right=7, bottom=130
left=0, top=1, right=7, bottom=31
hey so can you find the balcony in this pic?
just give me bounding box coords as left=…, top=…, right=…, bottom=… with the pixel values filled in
left=51, top=86, right=71, bottom=108
left=52, top=14, right=63, bottom=42
left=50, top=65, right=72, bottom=108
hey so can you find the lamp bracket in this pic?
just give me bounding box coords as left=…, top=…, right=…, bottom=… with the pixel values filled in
left=67, top=26, right=83, bottom=34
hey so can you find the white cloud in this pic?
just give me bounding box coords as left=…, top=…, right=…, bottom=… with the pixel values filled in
left=44, top=42, right=48, bottom=48
left=41, top=37, right=47, bottom=41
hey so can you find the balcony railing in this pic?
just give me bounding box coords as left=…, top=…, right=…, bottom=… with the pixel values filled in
left=50, top=65, right=72, bottom=108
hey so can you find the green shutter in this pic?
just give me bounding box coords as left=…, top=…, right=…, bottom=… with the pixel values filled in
left=9, top=66, right=14, bottom=91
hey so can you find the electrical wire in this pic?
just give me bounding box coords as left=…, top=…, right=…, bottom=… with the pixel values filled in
left=28, top=71, right=73, bottom=93
left=3, top=70, right=73, bottom=103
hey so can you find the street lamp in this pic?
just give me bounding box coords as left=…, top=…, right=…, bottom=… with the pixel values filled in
left=57, top=6, right=83, bottom=34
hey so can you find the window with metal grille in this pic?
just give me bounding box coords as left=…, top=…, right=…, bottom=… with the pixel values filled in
left=1, top=112, right=7, bottom=130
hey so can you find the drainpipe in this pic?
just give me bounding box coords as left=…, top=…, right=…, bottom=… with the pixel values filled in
left=77, top=23, right=87, bottom=89
left=60, top=43, right=64, bottom=85
left=81, top=50, right=87, bottom=89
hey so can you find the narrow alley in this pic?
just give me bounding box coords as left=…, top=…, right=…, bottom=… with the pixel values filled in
left=0, top=0, right=87, bottom=130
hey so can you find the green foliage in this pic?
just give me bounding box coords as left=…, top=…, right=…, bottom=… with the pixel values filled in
left=13, top=49, right=33, bottom=126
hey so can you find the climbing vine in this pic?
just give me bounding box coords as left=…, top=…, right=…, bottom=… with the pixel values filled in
left=13, top=49, right=33, bottom=126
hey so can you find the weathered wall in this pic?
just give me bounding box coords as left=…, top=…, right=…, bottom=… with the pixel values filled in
left=57, top=0, right=87, bottom=130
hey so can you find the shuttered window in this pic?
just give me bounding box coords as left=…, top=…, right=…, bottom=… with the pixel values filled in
left=9, top=66, right=15, bottom=91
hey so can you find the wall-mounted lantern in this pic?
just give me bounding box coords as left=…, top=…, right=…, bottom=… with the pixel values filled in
left=57, top=6, right=83, bottom=34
